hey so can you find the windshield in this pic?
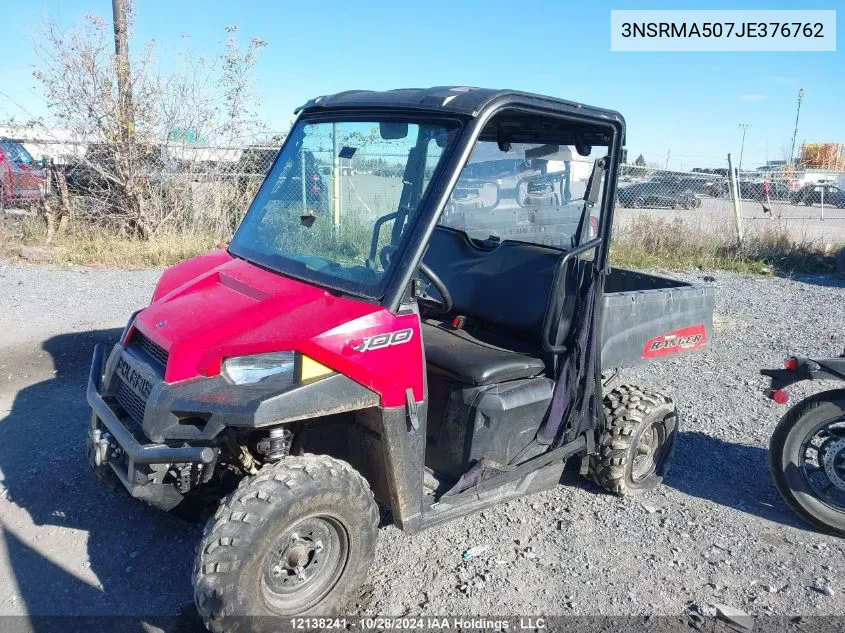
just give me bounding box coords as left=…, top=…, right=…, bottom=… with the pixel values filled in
left=439, top=141, right=606, bottom=248
left=0, top=141, right=34, bottom=165
left=229, top=117, right=460, bottom=298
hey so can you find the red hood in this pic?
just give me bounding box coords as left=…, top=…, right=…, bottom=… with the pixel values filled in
left=131, top=252, right=424, bottom=407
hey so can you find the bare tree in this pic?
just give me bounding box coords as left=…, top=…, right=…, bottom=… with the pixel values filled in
left=31, top=2, right=269, bottom=238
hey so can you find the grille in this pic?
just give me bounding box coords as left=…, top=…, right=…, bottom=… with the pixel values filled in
left=134, top=332, right=169, bottom=368
left=113, top=377, right=147, bottom=426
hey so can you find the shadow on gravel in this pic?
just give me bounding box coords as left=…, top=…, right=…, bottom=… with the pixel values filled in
left=666, top=430, right=812, bottom=531
left=0, top=329, right=203, bottom=630
left=775, top=272, right=845, bottom=290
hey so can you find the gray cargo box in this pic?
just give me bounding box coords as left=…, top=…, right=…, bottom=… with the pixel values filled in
left=601, top=269, right=715, bottom=369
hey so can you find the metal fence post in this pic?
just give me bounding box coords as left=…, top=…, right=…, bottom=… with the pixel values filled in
left=300, top=147, right=307, bottom=212
left=820, top=186, right=825, bottom=221
left=332, top=123, right=341, bottom=227
left=727, top=153, right=744, bottom=245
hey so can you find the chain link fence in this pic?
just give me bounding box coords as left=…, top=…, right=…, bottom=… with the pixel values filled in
left=615, top=160, right=845, bottom=245
left=5, top=132, right=845, bottom=248
left=0, top=135, right=283, bottom=238
left=4, top=134, right=440, bottom=240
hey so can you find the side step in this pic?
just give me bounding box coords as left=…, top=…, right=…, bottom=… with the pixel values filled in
left=419, top=436, right=586, bottom=529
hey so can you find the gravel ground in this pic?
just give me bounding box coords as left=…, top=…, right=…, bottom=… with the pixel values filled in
left=0, top=260, right=844, bottom=626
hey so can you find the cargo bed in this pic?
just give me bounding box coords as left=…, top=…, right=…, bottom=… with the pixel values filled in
left=600, top=269, right=715, bottom=369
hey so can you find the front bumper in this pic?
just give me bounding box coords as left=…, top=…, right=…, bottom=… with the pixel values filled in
left=86, top=339, right=380, bottom=509
left=87, top=344, right=215, bottom=509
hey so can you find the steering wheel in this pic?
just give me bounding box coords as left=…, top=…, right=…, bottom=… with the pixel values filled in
left=417, top=262, right=453, bottom=314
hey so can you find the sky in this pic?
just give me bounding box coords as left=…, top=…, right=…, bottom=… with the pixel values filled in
left=0, top=0, right=842, bottom=171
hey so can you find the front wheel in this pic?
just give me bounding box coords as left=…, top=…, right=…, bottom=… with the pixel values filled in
left=194, top=454, right=379, bottom=631
left=589, top=385, right=678, bottom=495
left=769, top=390, right=845, bottom=535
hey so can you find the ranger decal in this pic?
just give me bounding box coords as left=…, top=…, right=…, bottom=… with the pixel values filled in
left=642, top=325, right=708, bottom=359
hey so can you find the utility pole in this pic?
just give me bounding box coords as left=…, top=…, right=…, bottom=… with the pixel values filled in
left=789, top=88, right=804, bottom=166
left=664, top=149, right=670, bottom=170
left=112, top=0, right=134, bottom=146
left=738, top=123, right=751, bottom=172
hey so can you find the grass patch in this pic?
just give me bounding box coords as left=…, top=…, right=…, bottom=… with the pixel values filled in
left=2, top=213, right=842, bottom=275
left=1, top=216, right=217, bottom=268
left=611, top=215, right=842, bottom=275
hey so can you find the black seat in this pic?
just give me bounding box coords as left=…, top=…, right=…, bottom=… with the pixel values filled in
left=422, top=322, right=546, bottom=386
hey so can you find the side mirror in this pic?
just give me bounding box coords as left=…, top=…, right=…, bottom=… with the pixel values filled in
left=575, top=133, right=592, bottom=157
left=379, top=122, right=408, bottom=140
left=433, top=128, right=452, bottom=148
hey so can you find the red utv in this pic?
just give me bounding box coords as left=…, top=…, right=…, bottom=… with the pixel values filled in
left=0, top=138, right=48, bottom=211
left=86, top=87, right=715, bottom=628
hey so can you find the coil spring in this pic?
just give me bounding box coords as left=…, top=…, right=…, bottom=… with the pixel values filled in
left=265, top=426, right=291, bottom=462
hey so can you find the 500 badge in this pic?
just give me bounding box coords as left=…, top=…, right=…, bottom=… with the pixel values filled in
left=352, top=328, right=414, bottom=352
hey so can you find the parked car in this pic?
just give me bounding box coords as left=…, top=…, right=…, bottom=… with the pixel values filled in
left=617, top=180, right=700, bottom=209
left=374, top=167, right=403, bottom=177
left=675, top=175, right=723, bottom=196
left=790, top=183, right=843, bottom=206
left=61, top=143, right=167, bottom=198
left=0, top=138, right=48, bottom=211
left=708, top=178, right=790, bottom=202
left=441, top=159, right=590, bottom=247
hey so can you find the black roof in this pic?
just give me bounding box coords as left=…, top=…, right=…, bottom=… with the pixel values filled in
left=296, top=86, right=623, bottom=122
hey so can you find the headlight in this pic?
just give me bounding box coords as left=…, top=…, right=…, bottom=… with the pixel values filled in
left=222, top=352, right=333, bottom=386
left=223, top=352, right=296, bottom=385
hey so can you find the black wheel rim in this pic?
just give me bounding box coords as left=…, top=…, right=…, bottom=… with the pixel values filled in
left=799, top=416, right=845, bottom=512
left=260, top=515, right=349, bottom=614
left=631, top=417, right=668, bottom=482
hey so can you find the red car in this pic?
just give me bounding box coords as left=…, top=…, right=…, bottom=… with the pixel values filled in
left=0, top=138, right=48, bottom=211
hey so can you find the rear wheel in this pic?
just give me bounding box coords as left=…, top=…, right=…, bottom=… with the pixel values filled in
left=194, top=454, right=379, bottom=632
left=589, top=385, right=678, bottom=495
left=769, top=390, right=845, bottom=535
left=633, top=196, right=645, bottom=208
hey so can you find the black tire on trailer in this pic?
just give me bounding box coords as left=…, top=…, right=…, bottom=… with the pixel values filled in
left=589, top=385, right=679, bottom=495
left=769, top=390, right=845, bottom=536
left=836, top=247, right=845, bottom=276
left=194, top=454, right=379, bottom=632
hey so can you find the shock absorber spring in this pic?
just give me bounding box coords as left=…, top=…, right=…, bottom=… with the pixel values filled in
left=265, top=426, right=291, bottom=462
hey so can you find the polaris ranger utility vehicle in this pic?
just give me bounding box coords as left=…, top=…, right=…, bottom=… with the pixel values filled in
left=86, top=87, right=715, bottom=627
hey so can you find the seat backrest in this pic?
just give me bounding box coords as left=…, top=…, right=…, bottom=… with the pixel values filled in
left=423, top=227, right=562, bottom=340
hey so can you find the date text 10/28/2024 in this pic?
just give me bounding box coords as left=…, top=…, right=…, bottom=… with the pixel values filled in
left=289, top=617, right=547, bottom=630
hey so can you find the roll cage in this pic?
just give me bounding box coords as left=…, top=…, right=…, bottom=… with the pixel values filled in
left=282, top=87, right=626, bottom=312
